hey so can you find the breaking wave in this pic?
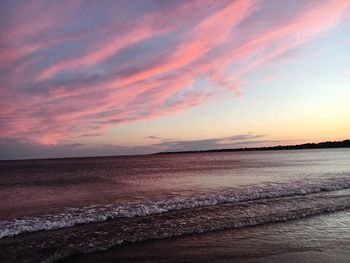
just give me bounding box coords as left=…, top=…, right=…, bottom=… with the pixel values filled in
left=1, top=176, right=350, bottom=239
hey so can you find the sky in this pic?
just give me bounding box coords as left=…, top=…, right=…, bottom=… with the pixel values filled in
left=1, top=0, right=350, bottom=160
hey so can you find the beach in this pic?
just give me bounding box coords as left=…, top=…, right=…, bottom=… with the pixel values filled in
left=62, top=210, right=350, bottom=263
left=1, top=148, right=350, bottom=262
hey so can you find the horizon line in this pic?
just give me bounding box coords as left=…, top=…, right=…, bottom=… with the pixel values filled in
left=1, top=139, right=349, bottom=162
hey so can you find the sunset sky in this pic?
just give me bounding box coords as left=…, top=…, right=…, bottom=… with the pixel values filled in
left=1, top=0, right=350, bottom=159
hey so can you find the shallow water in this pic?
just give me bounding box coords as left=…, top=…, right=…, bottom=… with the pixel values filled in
left=62, top=210, right=350, bottom=263
left=0, top=148, right=350, bottom=262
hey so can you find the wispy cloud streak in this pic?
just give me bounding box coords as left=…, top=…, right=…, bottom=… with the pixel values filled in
left=1, top=0, right=349, bottom=145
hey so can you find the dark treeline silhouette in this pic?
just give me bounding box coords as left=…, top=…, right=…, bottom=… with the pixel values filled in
left=156, top=140, right=350, bottom=155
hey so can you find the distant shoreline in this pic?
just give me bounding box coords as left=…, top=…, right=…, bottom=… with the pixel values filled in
left=155, top=139, right=350, bottom=155
left=2, top=140, right=349, bottom=161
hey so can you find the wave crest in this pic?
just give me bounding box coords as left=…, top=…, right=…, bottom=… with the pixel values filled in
left=1, top=176, right=350, bottom=239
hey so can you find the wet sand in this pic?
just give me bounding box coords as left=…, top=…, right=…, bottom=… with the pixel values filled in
left=61, top=210, right=350, bottom=263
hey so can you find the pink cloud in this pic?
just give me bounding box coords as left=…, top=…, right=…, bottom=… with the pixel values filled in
left=0, top=0, right=82, bottom=69
left=263, top=73, right=280, bottom=82
left=1, top=0, right=349, bottom=145
left=36, top=19, right=172, bottom=81
left=102, top=0, right=255, bottom=89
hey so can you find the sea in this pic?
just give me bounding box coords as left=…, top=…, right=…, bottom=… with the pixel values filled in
left=0, top=148, right=349, bottom=262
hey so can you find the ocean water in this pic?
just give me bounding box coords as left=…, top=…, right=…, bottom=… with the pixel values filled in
left=0, top=148, right=350, bottom=262
left=62, top=210, right=350, bottom=263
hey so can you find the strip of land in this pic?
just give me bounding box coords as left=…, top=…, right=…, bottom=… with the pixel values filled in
left=156, top=140, right=350, bottom=154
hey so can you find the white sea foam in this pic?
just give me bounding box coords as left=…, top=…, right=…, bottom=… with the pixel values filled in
left=1, top=177, right=350, bottom=239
